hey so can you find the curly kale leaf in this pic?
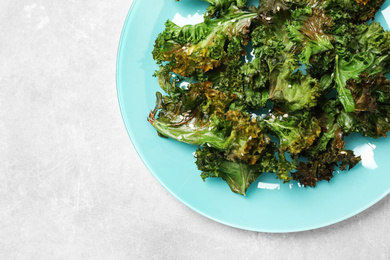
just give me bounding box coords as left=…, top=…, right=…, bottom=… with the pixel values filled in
left=152, top=9, right=257, bottom=77
left=251, top=19, right=321, bottom=111
left=286, top=7, right=334, bottom=65
left=292, top=129, right=361, bottom=187
left=334, top=53, right=378, bottom=112
left=268, top=53, right=321, bottom=111
left=241, top=58, right=270, bottom=108
left=305, top=99, right=342, bottom=155
left=149, top=84, right=271, bottom=165
left=195, top=145, right=277, bottom=196
left=223, top=109, right=271, bottom=164
left=264, top=111, right=321, bottom=154
left=276, top=151, right=296, bottom=182
left=251, top=15, right=293, bottom=59
left=148, top=83, right=235, bottom=149
left=349, top=22, right=390, bottom=74
left=203, top=0, right=248, bottom=18
left=255, top=0, right=294, bottom=14
left=338, top=73, right=390, bottom=138
left=346, top=73, right=378, bottom=112
left=291, top=99, right=361, bottom=187
left=208, top=58, right=270, bottom=109
left=350, top=22, right=390, bottom=54
left=331, top=21, right=390, bottom=113
left=154, top=66, right=184, bottom=101
left=195, top=147, right=261, bottom=195
left=269, top=0, right=385, bottom=23
left=324, top=0, right=386, bottom=23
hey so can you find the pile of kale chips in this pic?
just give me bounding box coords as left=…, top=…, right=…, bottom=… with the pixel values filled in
left=148, top=0, right=390, bottom=195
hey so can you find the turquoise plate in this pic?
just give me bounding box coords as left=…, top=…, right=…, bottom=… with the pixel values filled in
left=117, top=0, right=390, bottom=232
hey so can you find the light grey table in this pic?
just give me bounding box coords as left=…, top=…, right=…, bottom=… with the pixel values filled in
left=1, top=1, right=389, bottom=259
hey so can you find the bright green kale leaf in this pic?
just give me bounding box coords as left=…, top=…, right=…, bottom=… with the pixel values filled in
left=148, top=83, right=235, bottom=149
left=305, top=99, right=341, bottom=155
left=251, top=15, right=321, bottom=111
left=241, top=58, right=270, bottom=108
left=203, top=0, right=248, bottom=18
left=208, top=57, right=270, bottom=110
left=334, top=53, right=379, bottom=112
left=276, top=151, right=296, bottom=182
left=152, top=9, right=258, bottom=77
left=195, top=146, right=277, bottom=195
left=223, top=109, right=271, bottom=164
left=286, top=7, right=334, bottom=65
left=251, top=14, right=292, bottom=59
left=255, top=0, right=292, bottom=14
left=268, top=53, right=320, bottom=111
left=154, top=66, right=184, bottom=101
left=195, top=147, right=261, bottom=196
left=338, top=73, right=390, bottom=138
left=149, top=84, right=271, bottom=165
left=350, top=22, right=390, bottom=53
left=324, top=0, right=386, bottom=23
left=349, top=22, right=390, bottom=74
left=263, top=111, right=321, bottom=154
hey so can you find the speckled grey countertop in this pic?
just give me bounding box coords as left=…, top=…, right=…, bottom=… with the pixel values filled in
left=1, top=1, right=390, bottom=259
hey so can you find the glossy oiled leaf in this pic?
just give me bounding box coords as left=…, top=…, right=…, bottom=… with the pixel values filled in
left=334, top=53, right=378, bottom=112
left=196, top=146, right=277, bottom=195
left=152, top=9, right=258, bottom=77
left=286, top=7, right=334, bottom=64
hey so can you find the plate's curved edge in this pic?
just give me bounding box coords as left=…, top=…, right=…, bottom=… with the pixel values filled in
left=116, top=1, right=390, bottom=233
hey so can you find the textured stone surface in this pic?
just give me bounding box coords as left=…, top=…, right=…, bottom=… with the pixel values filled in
left=0, top=0, right=389, bottom=259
